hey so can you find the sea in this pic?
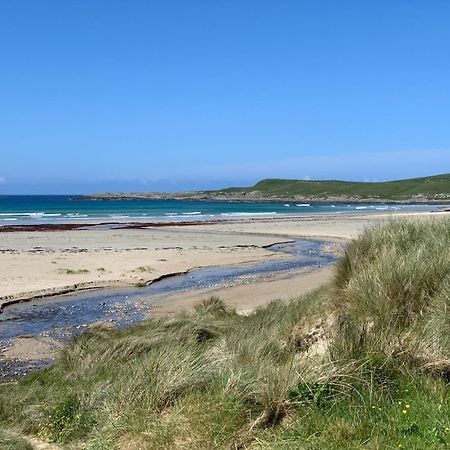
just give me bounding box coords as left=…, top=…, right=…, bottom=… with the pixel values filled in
left=0, top=195, right=446, bottom=226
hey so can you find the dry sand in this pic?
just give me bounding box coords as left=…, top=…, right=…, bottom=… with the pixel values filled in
left=0, top=227, right=289, bottom=306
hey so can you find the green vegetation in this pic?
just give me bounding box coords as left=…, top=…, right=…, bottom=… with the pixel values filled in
left=134, top=266, right=153, bottom=273
left=220, top=173, right=450, bottom=200
left=57, top=268, right=90, bottom=275
left=1, top=219, right=450, bottom=449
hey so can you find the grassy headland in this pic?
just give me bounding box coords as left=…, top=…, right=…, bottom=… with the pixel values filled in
left=1, top=219, right=450, bottom=449
left=219, top=173, right=450, bottom=201
left=87, top=173, right=450, bottom=202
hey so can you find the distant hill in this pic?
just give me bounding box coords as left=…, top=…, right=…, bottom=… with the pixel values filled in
left=215, top=173, right=450, bottom=202
left=87, top=174, right=450, bottom=202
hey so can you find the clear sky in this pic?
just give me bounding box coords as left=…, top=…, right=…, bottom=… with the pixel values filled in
left=1, top=1, right=450, bottom=194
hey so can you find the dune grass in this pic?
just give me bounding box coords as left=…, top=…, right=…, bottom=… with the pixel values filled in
left=333, top=219, right=450, bottom=377
left=1, top=219, right=450, bottom=449
left=57, top=268, right=90, bottom=275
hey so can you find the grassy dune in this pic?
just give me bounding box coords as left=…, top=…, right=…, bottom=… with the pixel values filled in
left=1, top=220, right=450, bottom=449
left=221, top=173, right=450, bottom=200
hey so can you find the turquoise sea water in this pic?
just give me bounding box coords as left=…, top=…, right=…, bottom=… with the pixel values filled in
left=0, top=196, right=446, bottom=225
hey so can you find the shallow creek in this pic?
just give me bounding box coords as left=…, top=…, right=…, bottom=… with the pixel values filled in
left=0, top=239, right=335, bottom=380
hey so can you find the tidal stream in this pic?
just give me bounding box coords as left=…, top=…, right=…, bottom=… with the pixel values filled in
left=0, top=239, right=335, bottom=380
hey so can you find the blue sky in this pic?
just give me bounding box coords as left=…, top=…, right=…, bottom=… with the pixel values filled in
left=1, top=1, right=449, bottom=194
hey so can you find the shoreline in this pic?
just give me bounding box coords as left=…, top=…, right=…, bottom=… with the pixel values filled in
left=0, top=206, right=448, bottom=231
left=0, top=220, right=225, bottom=233
left=1, top=201, right=449, bottom=231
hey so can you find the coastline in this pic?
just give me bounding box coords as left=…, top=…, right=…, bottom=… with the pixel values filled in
left=1, top=195, right=449, bottom=230
left=83, top=191, right=450, bottom=204
left=84, top=194, right=450, bottom=204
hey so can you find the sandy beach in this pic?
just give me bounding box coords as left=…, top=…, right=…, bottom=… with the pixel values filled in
left=0, top=226, right=290, bottom=306
left=1, top=210, right=447, bottom=308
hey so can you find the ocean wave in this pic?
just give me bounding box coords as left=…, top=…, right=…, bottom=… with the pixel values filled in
left=182, top=211, right=202, bottom=215
left=63, top=216, right=91, bottom=220
left=0, top=212, right=45, bottom=216
left=66, top=214, right=89, bottom=218
left=0, top=212, right=62, bottom=217
left=220, top=212, right=277, bottom=216
left=296, top=203, right=311, bottom=207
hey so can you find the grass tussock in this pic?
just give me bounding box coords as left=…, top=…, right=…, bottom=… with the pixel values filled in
left=57, top=268, right=90, bottom=275
left=334, top=219, right=450, bottom=377
left=1, top=219, right=450, bottom=449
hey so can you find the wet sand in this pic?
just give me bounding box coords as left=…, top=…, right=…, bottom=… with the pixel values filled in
left=150, top=265, right=335, bottom=317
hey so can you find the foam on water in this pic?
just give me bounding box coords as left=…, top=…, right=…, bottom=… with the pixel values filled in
left=220, top=212, right=277, bottom=216
left=0, top=195, right=446, bottom=226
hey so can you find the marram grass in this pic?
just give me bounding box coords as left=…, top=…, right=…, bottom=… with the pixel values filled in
left=1, top=219, right=450, bottom=449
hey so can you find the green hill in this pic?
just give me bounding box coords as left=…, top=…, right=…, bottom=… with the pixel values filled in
left=219, top=173, right=450, bottom=201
